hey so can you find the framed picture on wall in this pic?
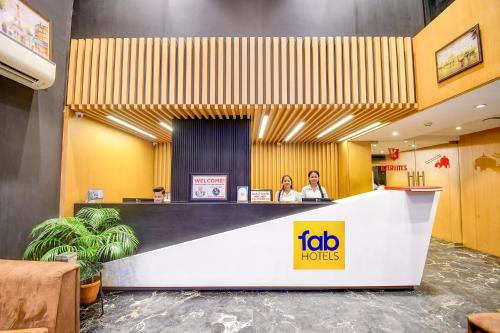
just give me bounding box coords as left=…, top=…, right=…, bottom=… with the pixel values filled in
left=435, top=24, right=483, bottom=83
left=0, top=0, right=52, bottom=60
left=190, top=174, right=229, bottom=201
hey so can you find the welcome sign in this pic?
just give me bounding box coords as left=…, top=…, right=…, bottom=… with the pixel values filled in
left=190, top=174, right=228, bottom=201
left=293, top=221, right=345, bottom=270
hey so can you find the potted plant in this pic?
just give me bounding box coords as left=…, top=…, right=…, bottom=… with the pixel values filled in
left=23, top=207, right=138, bottom=304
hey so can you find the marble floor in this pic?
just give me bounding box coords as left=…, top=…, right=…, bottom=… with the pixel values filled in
left=81, top=239, right=500, bottom=333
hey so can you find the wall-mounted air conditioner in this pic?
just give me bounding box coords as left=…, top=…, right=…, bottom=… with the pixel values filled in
left=0, top=33, right=56, bottom=90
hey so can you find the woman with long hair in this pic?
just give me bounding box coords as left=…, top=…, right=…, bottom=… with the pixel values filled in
left=275, top=175, right=301, bottom=202
left=301, top=170, right=329, bottom=199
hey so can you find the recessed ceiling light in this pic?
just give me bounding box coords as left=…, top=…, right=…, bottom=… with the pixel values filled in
left=424, top=122, right=433, bottom=127
left=475, top=104, right=487, bottom=109
left=317, top=115, right=354, bottom=138
left=107, top=115, right=156, bottom=139
left=284, top=121, right=305, bottom=142
left=455, top=126, right=462, bottom=130
left=372, top=144, right=377, bottom=147
left=338, top=122, right=388, bottom=142
left=258, top=114, right=269, bottom=139
left=392, top=131, right=399, bottom=136
left=411, top=144, right=416, bottom=147
left=159, top=121, right=173, bottom=131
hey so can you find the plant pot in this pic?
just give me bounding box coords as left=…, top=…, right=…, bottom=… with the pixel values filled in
left=80, top=276, right=101, bottom=304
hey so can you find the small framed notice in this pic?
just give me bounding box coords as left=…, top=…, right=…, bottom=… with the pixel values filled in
left=237, top=186, right=248, bottom=203
left=250, top=189, right=273, bottom=203
left=87, top=189, right=104, bottom=203
left=190, top=174, right=228, bottom=201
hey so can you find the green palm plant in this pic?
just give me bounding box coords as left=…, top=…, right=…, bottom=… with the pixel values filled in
left=23, top=207, right=139, bottom=284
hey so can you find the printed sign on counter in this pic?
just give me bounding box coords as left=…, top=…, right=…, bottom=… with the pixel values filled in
left=190, top=174, right=228, bottom=201
left=250, top=189, right=272, bottom=202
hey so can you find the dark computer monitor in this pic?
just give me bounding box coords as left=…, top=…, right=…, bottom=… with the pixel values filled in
left=122, top=198, right=154, bottom=203
left=301, top=198, right=333, bottom=203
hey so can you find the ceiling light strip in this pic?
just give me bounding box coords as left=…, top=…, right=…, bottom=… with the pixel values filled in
left=338, top=122, right=389, bottom=142
left=285, top=121, right=305, bottom=142
left=317, top=115, right=354, bottom=138
left=159, top=121, right=173, bottom=131
left=258, top=114, right=269, bottom=139
left=107, top=115, right=157, bottom=139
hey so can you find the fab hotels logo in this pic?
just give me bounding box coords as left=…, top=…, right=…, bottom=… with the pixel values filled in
left=293, top=221, right=345, bottom=270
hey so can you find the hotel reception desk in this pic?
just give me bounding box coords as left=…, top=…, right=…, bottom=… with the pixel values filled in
left=76, top=188, right=441, bottom=290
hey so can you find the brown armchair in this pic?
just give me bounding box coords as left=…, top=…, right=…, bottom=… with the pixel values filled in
left=0, top=260, right=80, bottom=333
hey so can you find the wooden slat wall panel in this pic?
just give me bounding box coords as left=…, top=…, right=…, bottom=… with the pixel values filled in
left=327, top=37, right=334, bottom=104
left=153, top=142, right=172, bottom=191
left=128, top=38, right=137, bottom=105
left=113, top=38, right=123, bottom=105
left=251, top=143, right=339, bottom=200
left=74, top=39, right=85, bottom=105
left=66, top=36, right=417, bottom=143
left=153, top=38, right=161, bottom=105
left=319, top=37, right=327, bottom=105
left=105, top=38, right=114, bottom=105
left=81, top=39, right=92, bottom=105
left=289, top=37, right=295, bottom=105
left=121, top=38, right=130, bottom=105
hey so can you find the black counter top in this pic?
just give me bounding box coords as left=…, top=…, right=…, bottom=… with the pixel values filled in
left=75, top=202, right=330, bottom=254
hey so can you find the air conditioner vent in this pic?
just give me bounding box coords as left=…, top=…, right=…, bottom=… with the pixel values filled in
left=0, top=61, right=39, bottom=84
left=0, top=33, right=56, bottom=89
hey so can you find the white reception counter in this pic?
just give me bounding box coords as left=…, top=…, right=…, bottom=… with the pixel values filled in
left=103, top=188, right=441, bottom=289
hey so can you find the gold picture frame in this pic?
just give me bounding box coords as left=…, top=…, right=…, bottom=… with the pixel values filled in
left=436, top=24, right=483, bottom=83
left=0, top=0, right=52, bottom=60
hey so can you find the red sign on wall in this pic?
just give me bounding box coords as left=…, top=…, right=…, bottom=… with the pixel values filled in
left=388, top=148, right=399, bottom=161
left=380, top=165, right=407, bottom=171
left=435, top=156, right=450, bottom=168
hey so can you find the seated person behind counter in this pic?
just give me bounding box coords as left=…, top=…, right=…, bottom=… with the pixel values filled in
left=275, top=175, right=302, bottom=202
left=153, top=186, right=166, bottom=203
left=301, top=170, right=329, bottom=200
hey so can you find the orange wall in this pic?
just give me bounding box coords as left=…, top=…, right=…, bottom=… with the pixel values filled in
left=413, top=0, right=500, bottom=110
left=338, top=141, right=372, bottom=198
left=61, top=114, right=154, bottom=216
left=459, top=127, right=500, bottom=257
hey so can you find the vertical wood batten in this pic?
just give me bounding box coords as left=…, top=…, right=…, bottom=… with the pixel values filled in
left=185, top=38, right=193, bottom=107
left=177, top=38, right=185, bottom=106
left=193, top=37, right=201, bottom=105
left=160, top=38, right=169, bottom=105
left=66, top=40, right=78, bottom=105
left=66, top=36, right=416, bottom=143
left=121, top=38, right=130, bottom=105
left=152, top=38, right=161, bottom=105
left=81, top=39, right=92, bottom=105
left=113, top=38, right=123, bottom=105
left=89, top=38, right=100, bottom=105
left=136, top=38, right=145, bottom=105
left=74, top=39, right=85, bottom=105
left=128, top=38, right=137, bottom=105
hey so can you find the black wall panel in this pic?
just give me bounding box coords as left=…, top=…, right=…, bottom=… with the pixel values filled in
left=0, top=0, right=74, bottom=259
left=71, top=0, right=425, bottom=38
left=171, top=119, right=250, bottom=202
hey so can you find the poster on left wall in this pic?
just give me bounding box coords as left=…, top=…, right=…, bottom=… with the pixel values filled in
left=0, top=0, right=51, bottom=59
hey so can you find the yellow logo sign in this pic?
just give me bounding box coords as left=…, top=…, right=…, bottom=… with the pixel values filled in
left=293, top=221, right=345, bottom=270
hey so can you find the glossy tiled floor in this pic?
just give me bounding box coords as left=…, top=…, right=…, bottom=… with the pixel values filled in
left=81, top=239, right=500, bottom=332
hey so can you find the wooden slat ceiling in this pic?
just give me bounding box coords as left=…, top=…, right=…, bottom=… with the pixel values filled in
left=66, top=36, right=417, bottom=143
